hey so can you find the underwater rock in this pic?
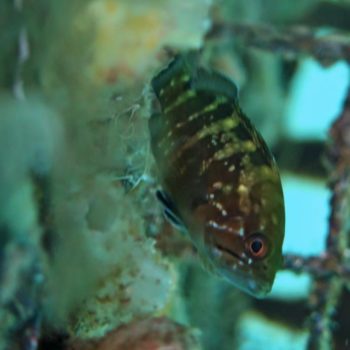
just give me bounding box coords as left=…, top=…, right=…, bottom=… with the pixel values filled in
left=68, top=317, right=201, bottom=350
left=82, top=0, right=212, bottom=86
left=45, top=177, right=175, bottom=338
left=40, top=0, right=213, bottom=91
left=0, top=94, right=62, bottom=350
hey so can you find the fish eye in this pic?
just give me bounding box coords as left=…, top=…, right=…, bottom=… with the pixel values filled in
left=245, top=233, right=269, bottom=259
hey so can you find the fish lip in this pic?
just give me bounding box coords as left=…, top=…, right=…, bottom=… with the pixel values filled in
left=211, top=247, right=273, bottom=297
left=245, top=280, right=272, bottom=298
left=214, top=243, right=247, bottom=263
left=218, top=267, right=272, bottom=298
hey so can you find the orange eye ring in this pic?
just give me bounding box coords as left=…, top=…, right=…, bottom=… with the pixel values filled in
left=245, top=233, right=269, bottom=259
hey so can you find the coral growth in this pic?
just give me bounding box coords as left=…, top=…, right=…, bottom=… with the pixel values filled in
left=84, top=0, right=212, bottom=85
left=68, top=317, right=201, bottom=350
left=43, top=158, right=176, bottom=337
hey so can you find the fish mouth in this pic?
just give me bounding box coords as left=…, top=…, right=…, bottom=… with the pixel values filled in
left=214, top=243, right=247, bottom=263
left=247, top=281, right=272, bottom=298
left=219, top=267, right=272, bottom=298
left=212, top=243, right=273, bottom=298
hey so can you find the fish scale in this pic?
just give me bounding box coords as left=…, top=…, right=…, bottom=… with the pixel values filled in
left=149, top=53, right=285, bottom=298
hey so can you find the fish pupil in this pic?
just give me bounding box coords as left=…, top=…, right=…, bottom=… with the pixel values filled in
left=245, top=234, right=269, bottom=259
left=251, top=240, right=263, bottom=254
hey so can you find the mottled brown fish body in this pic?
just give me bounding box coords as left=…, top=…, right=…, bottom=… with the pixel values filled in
left=149, top=54, right=285, bottom=297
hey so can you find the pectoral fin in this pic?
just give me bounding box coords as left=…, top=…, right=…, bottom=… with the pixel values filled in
left=156, top=190, right=187, bottom=234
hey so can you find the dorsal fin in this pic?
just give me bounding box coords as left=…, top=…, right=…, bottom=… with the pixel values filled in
left=151, top=52, right=199, bottom=101
left=151, top=52, right=238, bottom=104
left=192, top=68, right=238, bottom=101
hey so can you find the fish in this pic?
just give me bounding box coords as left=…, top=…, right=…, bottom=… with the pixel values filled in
left=149, top=53, right=285, bottom=298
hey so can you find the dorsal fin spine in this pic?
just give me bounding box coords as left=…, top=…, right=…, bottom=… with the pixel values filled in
left=151, top=53, right=198, bottom=103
